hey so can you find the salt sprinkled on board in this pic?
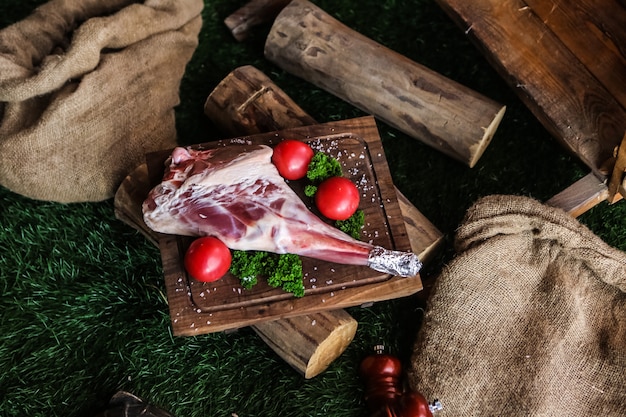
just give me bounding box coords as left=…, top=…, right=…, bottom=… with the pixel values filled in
left=229, top=137, right=252, bottom=145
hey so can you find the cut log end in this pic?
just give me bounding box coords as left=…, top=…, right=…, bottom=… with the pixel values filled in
left=468, top=104, right=507, bottom=168
left=306, top=313, right=358, bottom=378
left=253, top=310, right=358, bottom=379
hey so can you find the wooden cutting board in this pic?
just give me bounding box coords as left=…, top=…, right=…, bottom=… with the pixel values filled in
left=146, top=116, right=423, bottom=335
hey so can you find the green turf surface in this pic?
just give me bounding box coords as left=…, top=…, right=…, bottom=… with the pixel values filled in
left=2, top=1, right=625, bottom=416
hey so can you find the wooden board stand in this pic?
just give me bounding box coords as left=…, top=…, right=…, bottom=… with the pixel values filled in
left=264, top=0, right=506, bottom=167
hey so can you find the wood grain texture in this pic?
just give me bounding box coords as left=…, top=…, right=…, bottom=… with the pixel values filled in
left=264, top=0, right=506, bottom=167
left=545, top=172, right=609, bottom=217
left=436, top=0, right=626, bottom=176
left=522, top=0, right=626, bottom=110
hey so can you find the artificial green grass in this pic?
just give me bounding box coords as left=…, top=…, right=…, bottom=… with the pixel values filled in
left=1, top=1, right=625, bottom=416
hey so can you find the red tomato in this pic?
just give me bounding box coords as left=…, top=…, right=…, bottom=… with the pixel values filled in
left=315, top=176, right=360, bottom=220
left=184, top=236, right=232, bottom=282
left=271, top=139, right=314, bottom=180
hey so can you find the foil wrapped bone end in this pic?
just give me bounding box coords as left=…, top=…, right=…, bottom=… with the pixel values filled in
left=367, top=246, right=422, bottom=277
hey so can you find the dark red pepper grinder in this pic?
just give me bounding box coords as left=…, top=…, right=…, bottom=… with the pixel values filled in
left=359, top=345, right=437, bottom=417
left=359, top=344, right=404, bottom=411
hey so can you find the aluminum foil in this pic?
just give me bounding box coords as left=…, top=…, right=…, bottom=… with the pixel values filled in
left=367, top=246, right=422, bottom=277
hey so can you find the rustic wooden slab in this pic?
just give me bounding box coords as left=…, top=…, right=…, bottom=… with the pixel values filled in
left=436, top=0, right=626, bottom=178
left=146, top=116, right=423, bottom=335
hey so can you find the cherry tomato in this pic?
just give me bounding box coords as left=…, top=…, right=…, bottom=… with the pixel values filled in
left=184, top=236, right=232, bottom=282
left=315, top=176, right=360, bottom=220
left=271, top=139, right=314, bottom=180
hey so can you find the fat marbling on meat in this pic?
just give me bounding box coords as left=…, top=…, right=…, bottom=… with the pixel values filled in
left=142, top=144, right=421, bottom=277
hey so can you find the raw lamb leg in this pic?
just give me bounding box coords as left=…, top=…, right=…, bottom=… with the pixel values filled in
left=142, top=144, right=421, bottom=277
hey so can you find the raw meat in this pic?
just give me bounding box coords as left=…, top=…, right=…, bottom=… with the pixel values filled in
left=142, top=144, right=421, bottom=277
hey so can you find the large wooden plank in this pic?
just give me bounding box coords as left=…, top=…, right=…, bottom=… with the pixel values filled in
left=436, top=0, right=626, bottom=176
left=523, top=0, right=626, bottom=110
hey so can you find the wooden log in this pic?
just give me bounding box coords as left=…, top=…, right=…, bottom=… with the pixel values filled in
left=263, top=0, right=506, bottom=168
left=435, top=0, right=626, bottom=177
left=203, top=65, right=443, bottom=378
left=253, top=309, right=358, bottom=379
left=204, top=64, right=317, bottom=134
left=224, top=0, right=291, bottom=42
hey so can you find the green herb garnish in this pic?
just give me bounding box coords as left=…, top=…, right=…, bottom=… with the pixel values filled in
left=230, top=250, right=304, bottom=297
left=335, top=209, right=365, bottom=239
left=306, top=151, right=343, bottom=182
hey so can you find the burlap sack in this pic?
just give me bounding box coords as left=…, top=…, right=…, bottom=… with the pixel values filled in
left=408, top=195, right=626, bottom=416
left=0, top=0, right=203, bottom=202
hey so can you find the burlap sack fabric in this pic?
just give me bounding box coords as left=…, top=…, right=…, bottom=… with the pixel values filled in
left=408, top=195, right=626, bottom=416
left=0, top=0, right=203, bottom=203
